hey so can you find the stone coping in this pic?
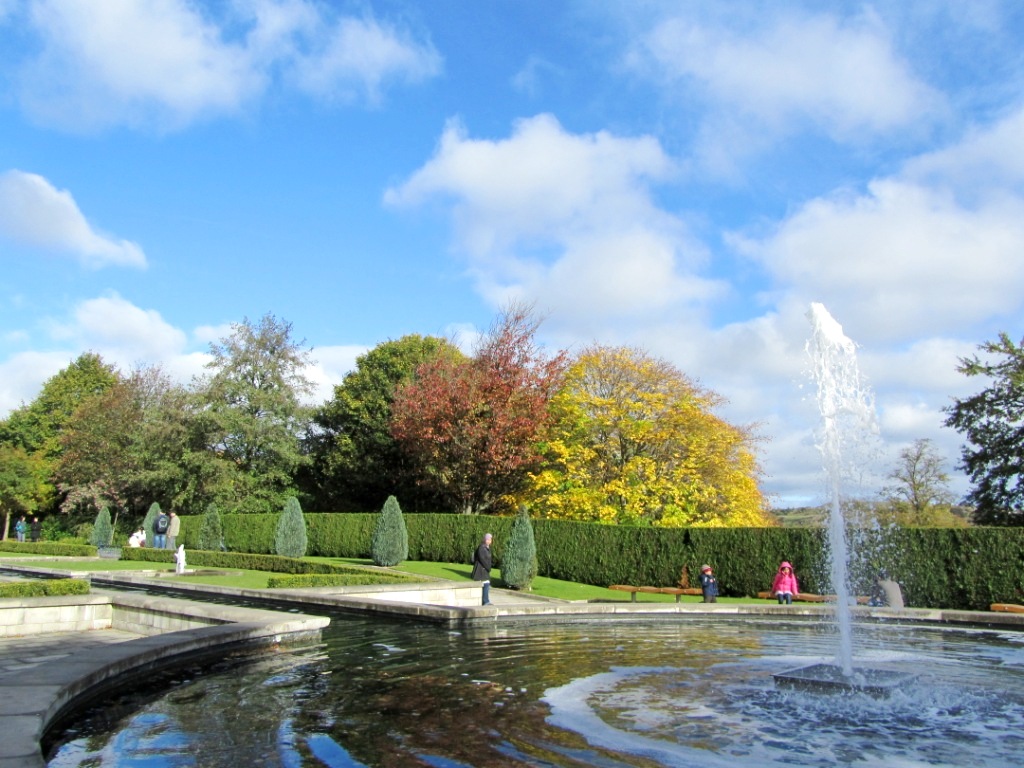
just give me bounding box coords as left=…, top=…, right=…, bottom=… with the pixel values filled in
left=0, top=589, right=329, bottom=768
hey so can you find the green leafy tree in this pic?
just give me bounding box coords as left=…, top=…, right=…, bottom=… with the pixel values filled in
left=0, top=446, right=54, bottom=539
left=501, top=506, right=538, bottom=590
left=0, top=352, right=117, bottom=459
left=196, top=503, right=225, bottom=551
left=371, top=495, right=409, bottom=567
left=305, top=335, right=463, bottom=511
left=89, top=507, right=113, bottom=548
left=275, top=496, right=307, bottom=558
left=198, top=314, right=314, bottom=514
left=945, top=333, right=1024, bottom=524
left=391, top=304, right=568, bottom=514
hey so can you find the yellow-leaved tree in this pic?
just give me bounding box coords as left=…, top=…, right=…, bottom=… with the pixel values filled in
left=527, top=345, right=771, bottom=527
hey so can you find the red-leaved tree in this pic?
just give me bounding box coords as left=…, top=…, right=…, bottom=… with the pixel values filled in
left=390, top=304, right=567, bottom=514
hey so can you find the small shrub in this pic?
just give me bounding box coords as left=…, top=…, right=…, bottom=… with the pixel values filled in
left=197, top=503, right=224, bottom=551
left=267, top=572, right=424, bottom=589
left=89, top=507, right=114, bottom=548
left=371, top=495, right=409, bottom=567
left=501, top=506, right=538, bottom=590
left=274, top=497, right=308, bottom=559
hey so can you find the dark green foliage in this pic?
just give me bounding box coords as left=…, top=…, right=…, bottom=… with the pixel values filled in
left=945, top=332, right=1024, bottom=524
left=89, top=507, right=113, bottom=547
left=275, top=497, right=308, bottom=558
left=161, top=513, right=1024, bottom=611
left=267, top=572, right=424, bottom=588
left=0, top=540, right=97, bottom=556
left=371, top=495, right=409, bottom=566
left=196, top=503, right=224, bottom=551
left=143, top=502, right=161, bottom=539
left=501, top=507, right=538, bottom=589
left=120, top=546, right=407, bottom=577
left=0, top=578, right=90, bottom=598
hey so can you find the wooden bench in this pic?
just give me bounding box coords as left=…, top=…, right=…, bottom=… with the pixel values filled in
left=609, top=585, right=703, bottom=602
left=758, top=591, right=869, bottom=605
left=991, top=603, right=1024, bottom=614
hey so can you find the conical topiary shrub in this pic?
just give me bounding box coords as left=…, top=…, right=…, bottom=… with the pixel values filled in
left=90, top=506, right=113, bottom=548
left=501, top=505, right=538, bottom=590
left=275, top=496, right=307, bottom=558
left=197, top=503, right=224, bottom=551
left=371, top=495, right=409, bottom=567
left=143, top=502, right=161, bottom=543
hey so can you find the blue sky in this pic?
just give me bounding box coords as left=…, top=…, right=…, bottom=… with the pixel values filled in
left=2, top=1, right=1023, bottom=507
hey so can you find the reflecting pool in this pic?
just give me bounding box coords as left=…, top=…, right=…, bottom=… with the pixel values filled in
left=47, top=614, right=1024, bottom=767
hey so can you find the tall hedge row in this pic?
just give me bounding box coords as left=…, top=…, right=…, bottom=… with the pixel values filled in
left=173, top=513, right=1024, bottom=610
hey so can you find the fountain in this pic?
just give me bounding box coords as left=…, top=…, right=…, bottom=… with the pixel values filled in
left=41, top=304, right=1024, bottom=766
left=775, top=302, right=913, bottom=694
left=45, top=612, right=1024, bottom=767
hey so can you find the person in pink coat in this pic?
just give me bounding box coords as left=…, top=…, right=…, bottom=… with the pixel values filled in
left=772, top=561, right=799, bottom=604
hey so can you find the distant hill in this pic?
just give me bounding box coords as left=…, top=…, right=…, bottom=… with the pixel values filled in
left=772, top=506, right=826, bottom=527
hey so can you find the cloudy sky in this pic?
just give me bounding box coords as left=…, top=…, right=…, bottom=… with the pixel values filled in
left=2, top=1, right=1022, bottom=507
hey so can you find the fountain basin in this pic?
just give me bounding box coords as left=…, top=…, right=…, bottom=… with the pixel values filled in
left=773, top=662, right=917, bottom=696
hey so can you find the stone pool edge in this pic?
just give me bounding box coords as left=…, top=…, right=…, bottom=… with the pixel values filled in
left=0, top=590, right=329, bottom=768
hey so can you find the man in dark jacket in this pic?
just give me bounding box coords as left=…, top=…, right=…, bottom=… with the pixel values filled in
left=471, top=533, right=493, bottom=605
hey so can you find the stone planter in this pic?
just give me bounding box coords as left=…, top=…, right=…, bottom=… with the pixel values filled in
left=97, top=546, right=122, bottom=560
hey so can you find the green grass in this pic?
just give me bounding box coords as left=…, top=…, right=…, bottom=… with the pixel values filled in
left=2, top=552, right=765, bottom=603
left=308, top=556, right=763, bottom=604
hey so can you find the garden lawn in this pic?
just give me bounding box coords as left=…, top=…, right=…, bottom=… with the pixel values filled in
left=308, top=557, right=763, bottom=604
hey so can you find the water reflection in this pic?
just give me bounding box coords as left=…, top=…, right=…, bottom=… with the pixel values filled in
left=47, top=616, right=1024, bottom=767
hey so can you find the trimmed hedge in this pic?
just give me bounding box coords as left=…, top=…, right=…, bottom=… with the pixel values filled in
left=169, top=513, right=1024, bottom=611
left=0, top=578, right=91, bottom=598
left=120, top=546, right=410, bottom=578
left=0, top=541, right=98, bottom=557
left=266, top=572, right=424, bottom=589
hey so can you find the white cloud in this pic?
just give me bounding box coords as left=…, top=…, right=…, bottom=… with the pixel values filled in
left=0, top=170, right=147, bottom=268
left=15, top=0, right=441, bottom=131
left=52, top=294, right=188, bottom=362
left=290, top=15, right=441, bottom=104
left=306, top=344, right=366, bottom=404
left=731, top=178, right=1024, bottom=343
left=386, top=114, right=718, bottom=323
left=630, top=9, right=943, bottom=172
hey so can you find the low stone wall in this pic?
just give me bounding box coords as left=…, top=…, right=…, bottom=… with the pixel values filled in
left=0, top=595, right=232, bottom=638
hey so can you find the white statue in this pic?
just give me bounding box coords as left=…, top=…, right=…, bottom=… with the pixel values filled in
left=174, top=544, right=186, bottom=574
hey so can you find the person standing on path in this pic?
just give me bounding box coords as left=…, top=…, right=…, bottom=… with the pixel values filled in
left=471, top=533, right=493, bottom=606
left=699, top=564, right=718, bottom=603
left=166, top=511, right=181, bottom=550
left=14, top=515, right=27, bottom=542
left=153, top=510, right=170, bottom=549
left=29, top=516, right=42, bottom=542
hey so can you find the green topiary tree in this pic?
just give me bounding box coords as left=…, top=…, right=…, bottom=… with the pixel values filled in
left=197, top=503, right=224, bottom=551
left=89, top=507, right=113, bottom=547
left=275, top=496, right=307, bottom=558
left=501, top=505, right=538, bottom=590
left=142, top=502, right=161, bottom=543
left=371, top=495, right=409, bottom=567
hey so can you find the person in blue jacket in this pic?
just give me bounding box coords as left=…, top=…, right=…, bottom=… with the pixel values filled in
left=699, top=564, right=718, bottom=603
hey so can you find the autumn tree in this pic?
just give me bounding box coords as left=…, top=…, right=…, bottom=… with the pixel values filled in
left=390, top=304, right=567, bottom=514
left=198, top=314, right=314, bottom=514
left=945, top=333, right=1024, bottom=525
left=304, top=335, right=463, bottom=511
left=527, top=345, right=769, bottom=527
